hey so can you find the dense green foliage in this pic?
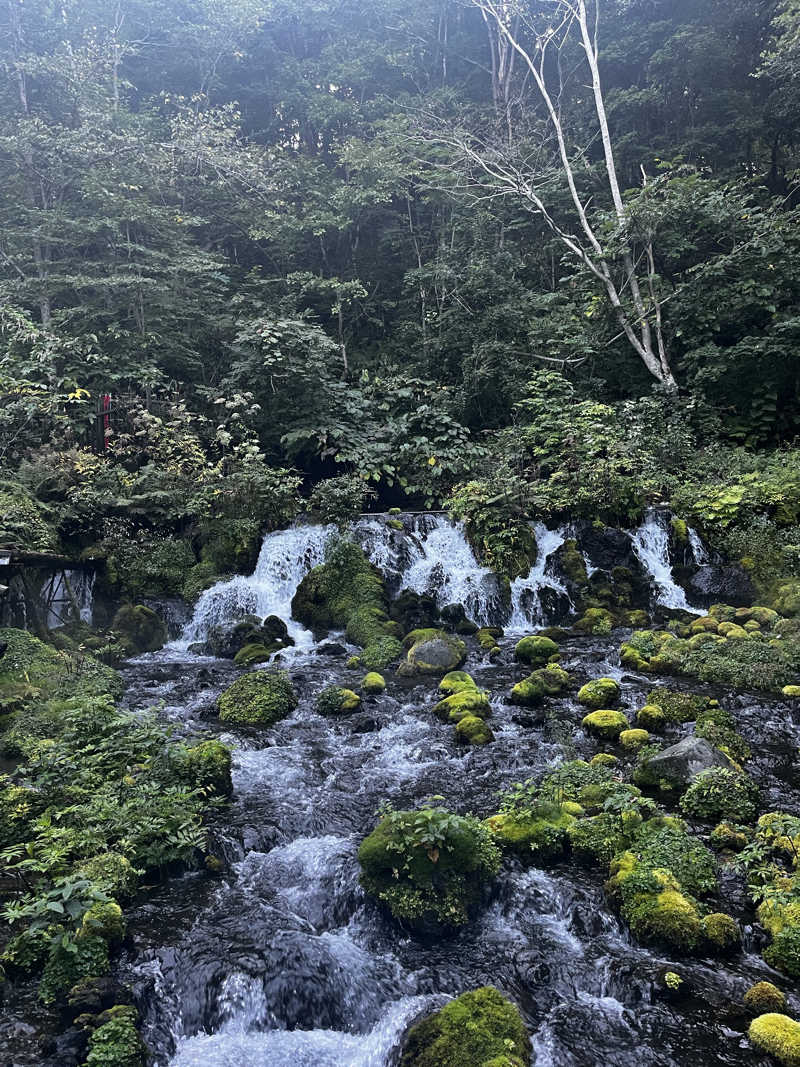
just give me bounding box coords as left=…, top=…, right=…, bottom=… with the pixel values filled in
left=0, top=0, right=798, bottom=562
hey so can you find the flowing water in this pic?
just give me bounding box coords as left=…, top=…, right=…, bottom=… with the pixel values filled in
left=8, top=513, right=789, bottom=1067
left=101, top=518, right=797, bottom=1067
left=629, top=510, right=703, bottom=615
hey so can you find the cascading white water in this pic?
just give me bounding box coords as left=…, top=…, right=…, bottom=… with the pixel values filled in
left=688, top=527, right=709, bottom=565
left=629, top=510, right=702, bottom=614
left=389, top=515, right=503, bottom=626
left=177, top=524, right=335, bottom=651
left=507, top=524, right=570, bottom=632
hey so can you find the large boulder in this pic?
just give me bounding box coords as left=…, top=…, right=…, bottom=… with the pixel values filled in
left=644, top=737, right=734, bottom=787
left=204, top=614, right=294, bottom=660
left=400, top=628, right=466, bottom=676
left=687, top=565, right=755, bottom=607
left=110, top=604, right=167, bottom=655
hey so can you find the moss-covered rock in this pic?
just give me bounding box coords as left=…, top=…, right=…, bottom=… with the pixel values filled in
left=582, top=709, right=629, bottom=740
left=455, top=715, right=494, bottom=745
left=701, top=912, right=740, bottom=951
left=619, top=728, right=651, bottom=751
left=439, top=670, right=477, bottom=695
left=358, top=806, right=501, bottom=928
left=636, top=704, right=666, bottom=731
left=476, top=627, right=503, bottom=652
left=110, top=604, right=168, bottom=655
left=316, top=685, right=361, bottom=715
left=577, top=677, right=621, bottom=709
left=80, top=901, right=126, bottom=945
left=709, top=822, right=749, bottom=852
left=399, top=986, right=529, bottom=1067
left=647, top=688, right=714, bottom=724
left=182, top=561, right=223, bottom=604
left=514, top=634, right=559, bottom=667
left=217, top=669, right=297, bottom=727
left=180, top=738, right=233, bottom=796
left=567, top=813, right=630, bottom=868
left=783, top=685, right=800, bottom=699
left=84, top=1004, right=146, bottom=1067
left=402, top=629, right=467, bottom=675
left=749, top=1013, right=800, bottom=1067
left=591, top=753, right=619, bottom=768
left=73, top=853, right=139, bottom=902
left=362, top=672, right=386, bottom=694
left=607, top=855, right=703, bottom=954
left=433, top=688, right=491, bottom=722
left=744, top=982, right=787, bottom=1015
left=486, top=804, right=575, bottom=862
left=232, top=642, right=273, bottom=666
left=574, top=608, right=614, bottom=635
left=509, top=665, right=569, bottom=708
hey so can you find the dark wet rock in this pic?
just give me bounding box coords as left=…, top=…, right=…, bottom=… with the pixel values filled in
left=40, top=1026, right=88, bottom=1066
left=317, top=642, right=348, bottom=657
left=203, top=614, right=295, bottom=659
left=575, top=523, right=641, bottom=572
left=390, top=589, right=439, bottom=633
left=646, top=737, right=734, bottom=786
left=687, top=565, right=755, bottom=607
left=439, top=602, right=478, bottom=635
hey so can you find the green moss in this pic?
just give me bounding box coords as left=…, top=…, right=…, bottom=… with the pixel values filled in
left=679, top=767, right=758, bottom=823
left=233, top=643, right=273, bottom=666
left=455, top=715, right=494, bottom=745
left=591, top=753, right=619, bottom=768
left=360, top=636, right=403, bottom=670
left=0, top=481, right=59, bottom=551
left=362, top=672, right=386, bottom=694
left=557, top=539, right=589, bottom=585
left=509, top=674, right=545, bottom=707
left=702, top=912, right=740, bottom=950
left=109, top=604, right=167, bottom=656
left=358, top=807, right=501, bottom=928
left=316, top=685, right=361, bottom=715
left=80, top=901, right=126, bottom=945
left=514, top=634, right=559, bottom=667
left=84, top=1004, right=146, bottom=1067
left=581, top=709, right=628, bottom=740
left=439, top=670, right=477, bottom=695
left=573, top=608, right=614, bottom=635
left=670, top=517, right=689, bottom=543
left=619, top=728, right=650, bottom=751
left=646, top=688, right=713, bottom=724
left=783, top=685, right=800, bottom=699
left=636, top=704, right=665, bottom=730
left=402, top=629, right=467, bottom=675
left=180, top=738, right=233, bottom=797
left=609, top=858, right=703, bottom=953
left=486, top=805, right=575, bottom=862
left=567, top=813, right=631, bottom=868
left=709, top=822, right=748, bottom=852
left=399, top=986, right=529, bottom=1067
left=476, top=627, right=503, bottom=652
left=434, top=688, right=491, bottom=722
left=744, top=982, right=787, bottom=1015
left=0, top=627, right=123, bottom=705
left=73, top=852, right=139, bottom=902
left=217, top=669, right=297, bottom=727
left=749, top=1013, right=800, bottom=1067
left=577, top=678, right=621, bottom=709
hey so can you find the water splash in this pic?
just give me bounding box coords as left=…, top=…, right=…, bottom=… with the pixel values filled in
left=177, top=524, right=334, bottom=651
left=507, top=524, right=570, bottom=632
left=688, top=527, right=709, bottom=565
left=629, top=511, right=702, bottom=614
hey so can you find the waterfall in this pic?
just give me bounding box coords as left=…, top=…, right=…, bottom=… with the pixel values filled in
left=374, top=515, right=505, bottom=626
left=508, top=524, right=570, bottom=632
left=178, top=524, right=334, bottom=651
left=688, top=527, right=709, bottom=565
left=629, top=511, right=702, bottom=614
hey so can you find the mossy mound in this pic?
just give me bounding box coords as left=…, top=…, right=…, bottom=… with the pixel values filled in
left=217, top=669, right=297, bottom=727
left=486, top=804, right=576, bottom=862
left=362, top=672, right=386, bottom=694
left=744, top=982, right=787, bottom=1015
left=111, top=604, right=168, bottom=655
left=577, top=677, right=621, bottom=709
left=476, top=627, right=502, bottom=652
left=233, top=643, right=273, bottom=667
left=709, top=821, right=749, bottom=851
left=433, top=688, right=491, bottom=722
left=636, top=704, right=666, bottom=730
left=455, top=715, right=494, bottom=745
left=439, top=670, right=477, bottom=695
left=514, top=634, right=559, bottom=667
left=291, top=538, right=401, bottom=668
left=646, top=688, right=714, bottom=724
left=701, top=911, right=740, bottom=951
left=582, top=709, right=629, bottom=740
left=509, top=666, right=568, bottom=707
left=619, top=728, right=651, bottom=751
left=401, top=629, right=467, bottom=676
left=179, top=738, right=233, bottom=797
left=607, top=856, right=703, bottom=954
left=679, top=767, right=758, bottom=823
left=573, top=607, right=614, bottom=635
left=783, top=685, right=800, bottom=699
left=317, top=685, right=361, bottom=715
left=399, top=986, right=529, bottom=1067
left=358, top=806, right=501, bottom=928
left=749, top=1014, right=800, bottom=1067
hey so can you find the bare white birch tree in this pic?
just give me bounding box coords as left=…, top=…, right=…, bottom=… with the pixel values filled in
left=460, top=0, right=677, bottom=389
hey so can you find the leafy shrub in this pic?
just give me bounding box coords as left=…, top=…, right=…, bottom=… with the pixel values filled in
left=680, top=768, right=758, bottom=823
left=309, top=474, right=376, bottom=526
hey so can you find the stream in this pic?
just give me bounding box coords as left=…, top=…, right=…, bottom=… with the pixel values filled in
left=4, top=512, right=798, bottom=1065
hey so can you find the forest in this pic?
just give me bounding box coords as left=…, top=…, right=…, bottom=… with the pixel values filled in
left=1, top=0, right=800, bottom=1065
